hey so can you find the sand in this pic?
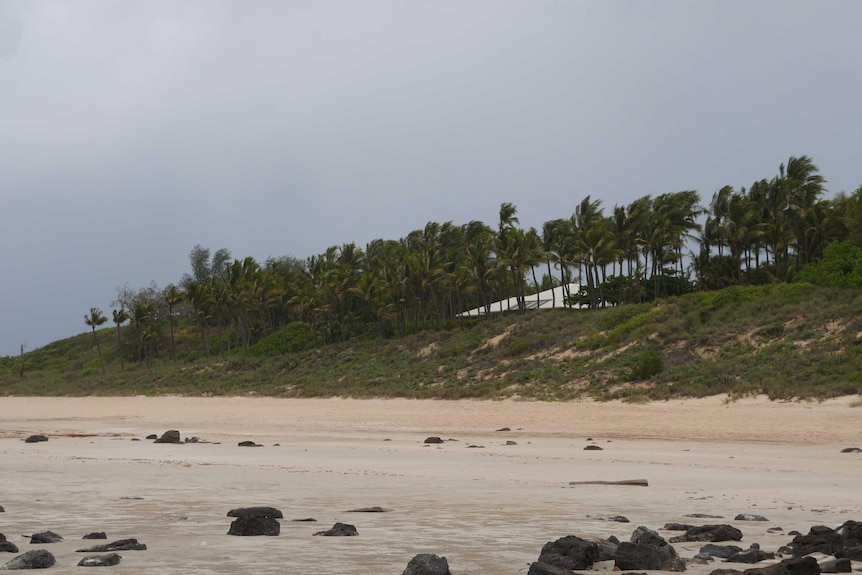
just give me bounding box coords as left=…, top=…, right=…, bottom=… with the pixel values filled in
left=1, top=395, right=861, bottom=574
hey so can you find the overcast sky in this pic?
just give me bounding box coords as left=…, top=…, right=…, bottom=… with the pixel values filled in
left=1, top=1, right=861, bottom=356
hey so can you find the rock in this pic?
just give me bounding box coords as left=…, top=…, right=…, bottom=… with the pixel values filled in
left=691, top=555, right=715, bottom=564
left=709, top=570, right=745, bottom=575
left=82, top=533, right=107, bottom=540
left=402, top=553, right=452, bottom=575
left=0, top=506, right=4, bottom=512
left=291, top=518, right=317, bottom=522
left=313, top=522, right=358, bottom=536
left=631, top=526, right=669, bottom=547
left=506, top=440, right=517, bottom=445
left=688, top=514, right=725, bottom=519
left=237, top=441, right=262, bottom=447
left=0, top=549, right=55, bottom=570
left=609, top=516, right=631, bottom=523
left=28, top=532, right=62, bottom=544
left=77, top=553, right=121, bottom=567
left=145, top=434, right=157, bottom=440
left=665, top=523, right=696, bottom=531
left=154, top=430, right=181, bottom=444
left=670, top=525, right=743, bottom=543
left=725, top=548, right=775, bottom=564
left=768, top=528, right=784, bottom=533
left=585, top=536, right=619, bottom=561
left=466, top=445, right=485, bottom=449
left=227, top=507, right=283, bottom=519
left=614, top=541, right=686, bottom=571
left=0, top=535, right=18, bottom=554
left=743, top=556, right=820, bottom=575
left=789, top=521, right=862, bottom=558
left=584, top=445, right=603, bottom=450
left=76, top=539, right=147, bottom=552
left=227, top=517, right=280, bottom=536
left=735, top=514, right=769, bottom=522
left=700, top=544, right=744, bottom=559
left=818, top=558, right=851, bottom=573
left=528, top=562, right=573, bottom=575
left=534, top=535, right=599, bottom=571
left=839, top=447, right=861, bottom=453
left=496, top=427, right=511, bottom=432
left=23, top=435, right=48, bottom=444
left=346, top=506, right=391, bottom=513
left=424, top=437, right=444, bottom=444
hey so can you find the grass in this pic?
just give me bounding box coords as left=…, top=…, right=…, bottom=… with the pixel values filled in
left=2, top=284, right=862, bottom=401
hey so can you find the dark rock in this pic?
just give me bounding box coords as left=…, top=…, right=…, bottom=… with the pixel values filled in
left=0, top=549, right=55, bottom=570
left=0, top=506, right=4, bottom=512
left=82, top=533, right=107, bottom=540
left=688, top=514, right=725, bottom=519
left=691, top=556, right=715, bottom=564
left=665, top=523, right=696, bottom=531
left=839, top=447, right=861, bottom=453
left=768, top=527, right=784, bottom=533
left=237, top=441, right=262, bottom=447
left=227, top=517, right=280, bottom=536
left=424, top=437, right=444, bottom=444
left=700, top=545, right=744, bottom=559
left=145, top=434, right=157, bottom=440
left=535, top=535, right=599, bottom=570
left=291, top=518, right=317, bottom=522
left=670, top=525, right=743, bottom=543
left=743, top=556, right=820, bottom=575
left=346, top=506, right=391, bottom=513
left=131, top=438, right=140, bottom=441
left=313, top=522, right=358, bottom=537
left=184, top=436, right=200, bottom=443
left=614, top=541, right=686, bottom=572
left=818, top=558, right=851, bottom=573
left=496, top=427, right=511, bottom=432
left=466, top=445, right=485, bottom=449
left=29, top=532, right=62, bottom=544
left=735, top=514, right=769, bottom=522
left=584, top=445, right=603, bottom=451
left=789, top=521, right=862, bottom=558
left=725, top=549, right=775, bottom=564
left=154, top=430, right=181, bottom=444
left=506, top=440, right=517, bottom=445
left=788, top=531, right=801, bottom=537
left=585, top=536, right=619, bottom=561
left=23, top=435, right=49, bottom=444
left=402, top=553, right=452, bottom=575
left=227, top=507, right=283, bottom=519
left=631, top=526, right=669, bottom=547
left=709, top=570, right=744, bottom=575
left=76, top=539, right=147, bottom=552
left=77, top=553, right=121, bottom=567
left=777, top=546, right=793, bottom=556
left=0, top=535, right=18, bottom=554
left=610, top=516, right=631, bottom=523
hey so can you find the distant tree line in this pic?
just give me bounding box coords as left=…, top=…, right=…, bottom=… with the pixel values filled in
left=97, top=155, right=862, bottom=363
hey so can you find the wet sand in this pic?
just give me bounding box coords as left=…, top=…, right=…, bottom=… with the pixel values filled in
left=1, top=396, right=861, bottom=574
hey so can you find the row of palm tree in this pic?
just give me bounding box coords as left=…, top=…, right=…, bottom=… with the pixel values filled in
left=90, top=155, right=859, bottom=363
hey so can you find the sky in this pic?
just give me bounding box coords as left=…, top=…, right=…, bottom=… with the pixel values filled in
left=1, top=0, right=861, bottom=356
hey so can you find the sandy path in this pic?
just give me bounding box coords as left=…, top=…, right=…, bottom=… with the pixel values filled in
left=1, top=396, right=860, bottom=574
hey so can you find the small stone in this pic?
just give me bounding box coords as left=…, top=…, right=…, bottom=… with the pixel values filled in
left=237, top=441, right=262, bottom=447
left=82, top=533, right=107, bottom=540
left=424, top=437, right=444, bottom=444
left=313, top=522, right=358, bottom=536
left=496, top=427, right=511, bottom=432
left=29, top=532, right=62, bottom=544
left=154, top=430, right=181, bottom=444
left=735, top=514, right=769, bottom=522
left=145, top=434, right=157, bottom=440
left=77, top=553, right=121, bottom=567
left=24, top=435, right=49, bottom=443
left=506, top=440, right=517, bottom=445
left=584, top=445, right=603, bottom=451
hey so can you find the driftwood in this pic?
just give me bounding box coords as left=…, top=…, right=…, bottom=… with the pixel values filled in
left=569, top=479, right=649, bottom=487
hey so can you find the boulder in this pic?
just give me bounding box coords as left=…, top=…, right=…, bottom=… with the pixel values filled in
left=584, top=445, right=603, bottom=451
left=82, top=533, right=107, bottom=540
left=424, top=437, right=444, bottom=444
left=227, top=507, right=283, bottom=519
left=839, top=447, right=861, bottom=453
left=76, top=539, right=146, bottom=552
left=402, top=553, right=452, bottom=575
left=534, top=535, right=599, bottom=571
left=743, top=556, right=820, bottom=575
left=0, top=506, right=5, bottom=512
left=0, top=535, right=18, bottom=554
left=28, top=532, right=62, bottom=544
left=735, top=514, right=769, bottom=522
left=688, top=514, right=725, bottom=519
left=528, top=562, right=574, bottom=575
left=227, top=517, right=280, bottom=536
left=237, top=441, right=262, bottom=447
left=313, top=522, right=358, bottom=536
left=631, top=526, right=669, bottom=547
left=77, top=553, right=121, bottom=567
left=614, top=541, right=686, bottom=571
left=700, top=544, right=744, bottom=559
left=725, top=548, right=775, bottom=564
left=665, top=523, right=696, bottom=531
left=23, top=435, right=48, bottom=444
left=145, top=434, right=157, bottom=440
left=585, top=536, right=619, bottom=561
left=0, top=549, right=55, bottom=570
left=154, top=430, right=181, bottom=444
left=789, top=522, right=862, bottom=558
left=670, top=525, right=743, bottom=543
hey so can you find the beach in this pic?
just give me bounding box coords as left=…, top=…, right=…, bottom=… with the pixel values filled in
left=1, top=396, right=860, bottom=574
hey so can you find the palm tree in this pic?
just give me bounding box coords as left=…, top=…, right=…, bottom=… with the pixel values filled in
left=84, top=307, right=108, bottom=374
left=163, top=284, right=184, bottom=361
left=112, top=308, right=130, bottom=371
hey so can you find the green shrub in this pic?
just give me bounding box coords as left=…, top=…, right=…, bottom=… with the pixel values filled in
left=629, top=347, right=663, bottom=380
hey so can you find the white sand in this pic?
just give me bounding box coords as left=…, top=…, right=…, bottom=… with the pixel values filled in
left=1, top=396, right=861, bottom=574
